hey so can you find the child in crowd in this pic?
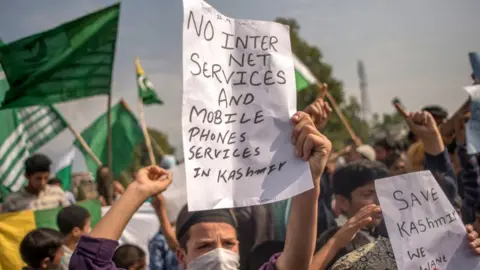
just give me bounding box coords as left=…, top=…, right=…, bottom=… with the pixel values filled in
left=113, top=244, right=147, bottom=270
left=20, top=228, right=64, bottom=270
left=48, top=178, right=76, bottom=204
left=57, top=205, right=92, bottom=269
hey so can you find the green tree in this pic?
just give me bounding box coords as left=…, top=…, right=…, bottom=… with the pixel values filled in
left=119, top=128, right=175, bottom=185
left=276, top=18, right=367, bottom=149
left=342, top=96, right=370, bottom=143
left=371, top=112, right=406, bottom=140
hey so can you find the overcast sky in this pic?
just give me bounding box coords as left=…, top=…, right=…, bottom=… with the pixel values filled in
left=0, top=0, right=478, bottom=170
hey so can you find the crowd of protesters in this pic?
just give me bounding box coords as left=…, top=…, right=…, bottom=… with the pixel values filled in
left=2, top=79, right=480, bottom=269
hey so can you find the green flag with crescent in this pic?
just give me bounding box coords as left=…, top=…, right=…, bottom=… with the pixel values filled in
left=0, top=4, right=120, bottom=109
left=135, top=57, right=163, bottom=105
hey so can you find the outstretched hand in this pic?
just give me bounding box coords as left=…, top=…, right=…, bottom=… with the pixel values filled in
left=132, top=166, right=172, bottom=198
left=333, top=204, right=381, bottom=248
left=291, top=111, right=332, bottom=184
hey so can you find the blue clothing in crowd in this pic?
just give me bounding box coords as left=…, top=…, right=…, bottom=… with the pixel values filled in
left=148, top=231, right=179, bottom=270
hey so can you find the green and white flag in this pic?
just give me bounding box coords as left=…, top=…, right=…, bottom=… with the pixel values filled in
left=135, top=57, right=163, bottom=105
left=0, top=106, right=67, bottom=193
left=0, top=4, right=120, bottom=109
left=54, top=147, right=76, bottom=191
left=293, top=54, right=318, bottom=92
left=0, top=39, right=8, bottom=107
left=74, top=100, right=144, bottom=178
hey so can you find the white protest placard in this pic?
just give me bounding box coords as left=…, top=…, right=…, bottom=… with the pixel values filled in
left=375, top=171, right=480, bottom=270
left=163, top=163, right=187, bottom=222
left=182, top=0, right=313, bottom=211
left=465, top=85, right=480, bottom=154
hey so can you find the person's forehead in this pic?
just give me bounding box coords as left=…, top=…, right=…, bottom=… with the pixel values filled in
left=30, top=172, right=49, bottom=177
left=188, top=222, right=236, bottom=239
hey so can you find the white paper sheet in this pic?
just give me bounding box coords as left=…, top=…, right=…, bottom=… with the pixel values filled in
left=182, top=0, right=313, bottom=211
left=375, top=171, right=480, bottom=270
left=465, top=85, right=480, bottom=154
left=163, top=163, right=187, bottom=222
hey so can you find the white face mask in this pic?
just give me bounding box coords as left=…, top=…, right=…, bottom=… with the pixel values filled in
left=186, top=248, right=239, bottom=270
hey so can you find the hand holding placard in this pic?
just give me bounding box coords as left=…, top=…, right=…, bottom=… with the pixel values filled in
left=375, top=171, right=480, bottom=269
left=291, top=111, right=332, bottom=183
left=182, top=0, right=314, bottom=210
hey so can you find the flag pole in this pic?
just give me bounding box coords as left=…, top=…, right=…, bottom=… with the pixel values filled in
left=66, top=125, right=102, bottom=167
left=137, top=98, right=156, bottom=165
left=149, top=133, right=166, bottom=157
left=105, top=93, right=114, bottom=205
left=50, top=105, right=102, bottom=166
left=121, top=98, right=165, bottom=159
left=315, top=82, right=362, bottom=146
left=135, top=57, right=158, bottom=165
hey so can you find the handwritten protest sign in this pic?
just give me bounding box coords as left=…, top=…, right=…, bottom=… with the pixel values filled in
left=375, top=171, right=480, bottom=270
left=465, top=85, right=480, bottom=154
left=182, top=0, right=312, bottom=211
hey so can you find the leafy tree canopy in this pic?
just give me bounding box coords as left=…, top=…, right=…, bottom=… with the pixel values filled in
left=276, top=17, right=369, bottom=148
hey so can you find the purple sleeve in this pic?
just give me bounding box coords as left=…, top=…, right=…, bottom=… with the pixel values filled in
left=259, top=253, right=281, bottom=270
left=69, top=236, right=121, bottom=270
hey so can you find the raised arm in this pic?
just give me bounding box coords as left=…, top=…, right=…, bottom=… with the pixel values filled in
left=70, top=166, right=172, bottom=270
left=454, top=114, right=479, bottom=224
left=276, top=112, right=332, bottom=270
left=406, top=110, right=457, bottom=201
left=89, top=167, right=172, bottom=240
left=151, top=193, right=180, bottom=250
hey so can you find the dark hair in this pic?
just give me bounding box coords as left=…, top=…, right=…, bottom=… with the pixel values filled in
left=20, top=228, right=63, bottom=268
left=374, top=138, right=394, bottom=151
left=113, top=244, right=145, bottom=269
left=407, top=131, right=416, bottom=144
left=447, top=140, right=457, bottom=154
left=247, top=241, right=285, bottom=270
left=25, top=154, right=51, bottom=176
left=96, top=165, right=112, bottom=204
left=422, top=105, right=448, bottom=120
left=333, top=160, right=388, bottom=199
left=397, top=141, right=409, bottom=152
left=57, top=205, right=91, bottom=235
left=384, top=152, right=402, bottom=169
left=47, top=178, right=62, bottom=186
left=95, top=165, right=111, bottom=183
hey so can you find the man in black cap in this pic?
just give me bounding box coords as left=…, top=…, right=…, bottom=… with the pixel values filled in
left=174, top=111, right=332, bottom=270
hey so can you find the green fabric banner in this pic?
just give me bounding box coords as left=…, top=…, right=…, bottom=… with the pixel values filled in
left=0, top=4, right=120, bottom=109
left=74, top=100, right=144, bottom=178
